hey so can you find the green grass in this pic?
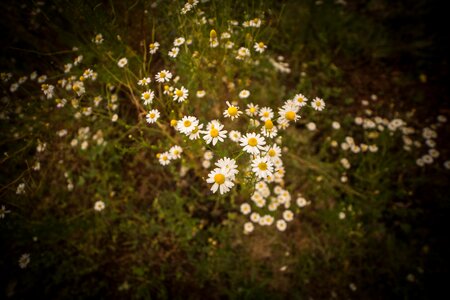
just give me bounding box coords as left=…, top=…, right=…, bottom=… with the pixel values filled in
left=1, top=0, right=449, bottom=299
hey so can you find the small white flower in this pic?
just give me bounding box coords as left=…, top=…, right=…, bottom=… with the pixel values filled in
left=168, top=47, right=180, bottom=58
left=223, top=101, right=242, bottom=120
left=141, top=90, right=155, bottom=105
left=148, top=41, right=160, bottom=54
left=173, top=86, right=189, bottom=102
left=94, top=201, right=105, bottom=211
left=254, top=42, right=267, bottom=53
left=251, top=156, right=274, bottom=179
left=202, top=121, right=227, bottom=146
left=177, top=116, right=199, bottom=134
left=173, top=37, right=185, bottom=46
left=240, top=203, right=251, bottom=215
left=16, top=183, right=26, bottom=195
left=311, top=97, right=325, bottom=111
left=159, top=152, right=171, bottom=166
left=155, top=70, right=173, bottom=83
left=138, top=77, right=152, bottom=86
left=146, top=109, right=160, bottom=124
left=276, top=219, right=287, bottom=231
left=206, top=168, right=234, bottom=194
left=196, top=90, right=206, bottom=98
left=117, top=57, right=128, bottom=68
left=239, top=90, right=250, bottom=99
left=19, top=253, right=30, bottom=269
left=240, top=133, right=266, bottom=155
left=169, top=145, right=183, bottom=160
left=244, top=222, right=254, bottom=234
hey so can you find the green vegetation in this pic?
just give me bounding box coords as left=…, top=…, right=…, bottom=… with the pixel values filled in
left=1, top=0, right=448, bottom=299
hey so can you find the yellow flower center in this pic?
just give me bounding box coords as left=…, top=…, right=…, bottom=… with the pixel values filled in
left=268, top=149, right=276, bottom=157
left=258, top=162, right=267, bottom=170
left=149, top=43, right=155, bottom=49
left=214, top=173, right=225, bottom=184
left=249, top=107, right=256, bottom=113
left=73, top=85, right=80, bottom=92
left=170, top=119, right=177, bottom=127
left=164, top=85, right=170, bottom=91
left=174, top=150, right=179, bottom=155
left=210, top=29, right=217, bottom=39
left=160, top=72, right=166, bottom=78
left=183, top=120, right=191, bottom=127
left=285, top=111, right=296, bottom=121
left=263, top=111, right=269, bottom=118
left=227, top=106, right=238, bottom=116
left=210, top=128, right=219, bottom=137
left=258, top=42, right=265, bottom=48
left=149, top=113, right=155, bottom=118
left=176, top=90, right=184, bottom=97
left=264, top=119, right=274, bottom=129
left=144, top=93, right=150, bottom=99
left=248, top=137, right=258, bottom=147
left=192, top=126, right=199, bottom=134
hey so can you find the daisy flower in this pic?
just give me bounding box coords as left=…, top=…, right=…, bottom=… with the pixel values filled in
left=202, top=120, right=227, bottom=145
left=223, top=101, right=242, bottom=120
left=146, top=109, right=160, bottom=124
left=195, top=90, right=206, bottom=98
left=169, top=145, right=183, bottom=159
left=138, top=77, right=151, bottom=86
left=155, top=70, right=173, bottom=83
left=260, top=215, right=274, bottom=226
left=214, top=157, right=239, bottom=178
left=265, top=144, right=282, bottom=161
left=141, top=90, right=155, bottom=105
left=0, top=205, right=11, bottom=219
left=261, top=119, right=278, bottom=138
left=245, top=103, right=259, bottom=117
left=206, top=168, right=234, bottom=194
left=244, top=222, right=254, bottom=234
left=188, top=123, right=203, bottom=140
left=311, top=97, right=325, bottom=111
left=236, top=47, right=251, bottom=60
left=251, top=156, right=274, bottom=179
left=204, top=150, right=214, bottom=161
left=176, top=116, right=199, bottom=134
left=293, top=93, right=308, bottom=107
left=93, top=33, right=104, bottom=44
left=19, top=254, right=30, bottom=269
left=254, top=42, right=267, bottom=53
left=240, top=203, right=251, bottom=215
left=225, top=41, right=234, bottom=49
left=94, top=201, right=105, bottom=211
left=278, top=102, right=300, bottom=124
left=209, top=29, right=219, bottom=48
left=276, top=219, right=287, bottom=231
left=250, top=212, right=260, bottom=223
left=149, top=42, right=160, bottom=54
left=228, top=130, right=241, bottom=142
left=168, top=47, right=180, bottom=58
left=283, top=210, right=294, bottom=222
left=259, top=107, right=274, bottom=121
left=173, top=86, right=189, bottom=102
left=239, top=89, right=250, bottom=99
left=173, top=37, right=185, bottom=46
left=240, top=132, right=266, bottom=155
left=158, top=152, right=171, bottom=166
left=117, top=57, right=128, bottom=68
